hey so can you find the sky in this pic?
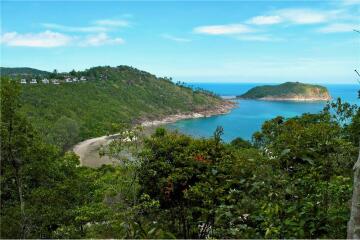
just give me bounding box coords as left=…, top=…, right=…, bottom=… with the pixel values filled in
left=1, top=0, right=359, bottom=83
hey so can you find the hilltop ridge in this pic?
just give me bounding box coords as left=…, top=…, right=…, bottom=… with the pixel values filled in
left=0, top=67, right=50, bottom=76
left=2, top=66, right=234, bottom=150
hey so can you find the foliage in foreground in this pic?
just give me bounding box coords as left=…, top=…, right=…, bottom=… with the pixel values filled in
left=1, top=77, right=359, bottom=238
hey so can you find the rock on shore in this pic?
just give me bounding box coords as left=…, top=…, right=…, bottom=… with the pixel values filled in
left=141, top=101, right=236, bottom=127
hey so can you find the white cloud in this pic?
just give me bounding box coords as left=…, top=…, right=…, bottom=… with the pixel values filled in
left=0, top=31, right=71, bottom=47
left=0, top=31, right=125, bottom=47
left=342, top=0, right=360, bottom=5
left=236, top=34, right=284, bottom=42
left=194, top=24, right=253, bottom=35
left=43, top=18, right=129, bottom=33
left=247, top=15, right=282, bottom=25
left=81, top=33, right=124, bottom=46
left=275, top=8, right=329, bottom=24
left=247, top=8, right=356, bottom=27
left=94, top=19, right=129, bottom=27
left=161, top=34, right=191, bottom=42
left=42, top=23, right=108, bottom=33
left=318, top=23, right=359, bottom=33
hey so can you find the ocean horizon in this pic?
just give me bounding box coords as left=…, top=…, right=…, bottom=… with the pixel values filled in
left=167, top=83, right=359, bottom=142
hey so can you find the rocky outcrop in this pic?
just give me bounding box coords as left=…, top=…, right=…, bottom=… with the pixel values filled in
left=141, top=101, right=236, bottom=127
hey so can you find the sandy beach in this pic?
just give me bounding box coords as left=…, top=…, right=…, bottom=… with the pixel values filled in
left=73, top=101, right=236, bottom=167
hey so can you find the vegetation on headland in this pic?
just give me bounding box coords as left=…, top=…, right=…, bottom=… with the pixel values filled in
left=0, top=67, right=50, bottom=76
left=1, top=76, right=359, bottom=239
left=2, top=66, right=227, bottom=151
left=238, top=82, right=331, bottom=101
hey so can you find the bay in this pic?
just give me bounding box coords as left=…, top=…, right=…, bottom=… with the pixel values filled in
left=167, top=83, right=359, bottom=142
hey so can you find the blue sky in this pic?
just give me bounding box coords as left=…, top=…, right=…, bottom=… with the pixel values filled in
left=1, top=0, right=359, bottom=83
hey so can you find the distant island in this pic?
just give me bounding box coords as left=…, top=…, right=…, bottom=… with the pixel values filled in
left=237, top=82, right=331, bottom=101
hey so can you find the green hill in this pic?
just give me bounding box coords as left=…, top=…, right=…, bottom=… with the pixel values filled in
left=238, top=82, right=331, bottom=101
left=10, top=66, right=229, bottom=150
left=0, top=67, right=50, bottom=76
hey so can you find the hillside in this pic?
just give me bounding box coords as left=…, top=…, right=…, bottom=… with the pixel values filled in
left=0, top=67, right=50, bottom=76
left=10, top=66, right=232, bottom=150
left=238, top=82, right=331, bottom=101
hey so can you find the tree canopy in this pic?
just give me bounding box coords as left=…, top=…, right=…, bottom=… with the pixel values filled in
left=1, top=76, right=359, bottom=238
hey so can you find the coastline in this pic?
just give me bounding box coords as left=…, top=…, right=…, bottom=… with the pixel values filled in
left=237, top=96, right=331, bottom=102
left=73, top=100, right=236, bottom=167
left=258, top=96, right=331, bottom=101
left=141, top=101, right=236, bottom=127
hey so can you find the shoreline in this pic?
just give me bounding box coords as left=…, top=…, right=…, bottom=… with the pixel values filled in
left=73, top=100, right=236, bottom=167
left=141, top=101, right=236, bottom=127
left=237, top=97, right=331, bottom=102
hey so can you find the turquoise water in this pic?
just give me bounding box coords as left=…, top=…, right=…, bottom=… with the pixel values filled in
left=167, top=83, right=359, bottom=142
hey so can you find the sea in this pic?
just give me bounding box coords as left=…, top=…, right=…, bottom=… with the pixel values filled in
left=167, top=83, right=359, bottom=142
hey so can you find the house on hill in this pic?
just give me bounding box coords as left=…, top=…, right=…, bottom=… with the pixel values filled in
left=73, top=77, right=78, bottom=82
left=80, top=76, right=86, bottom=81
left=20, top=79, right=27, bottom=84
left=65, top=78, right=72, bottom=83
left=52, top=79, right=60, bottom=85
left=42, top=78, right=49, bottom=84
left=30, top=79, right=37, bottom=84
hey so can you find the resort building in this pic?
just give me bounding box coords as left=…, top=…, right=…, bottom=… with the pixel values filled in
left=65, top=78, right=73, bottom=83
left=42, top=78, right=49, bottom=84
left=30, top=79, right=37, bottom=84
left=20, top=79, right=27, bottom=84
left=52, top=79, right=60, bottom=85
left=80, top=76, right=86, bottom=81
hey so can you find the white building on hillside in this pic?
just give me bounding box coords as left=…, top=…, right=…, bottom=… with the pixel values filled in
left=52, top=79, right=60, bottom=85
left=20, top=79, right=27, bottom=84
left=80, top=76, right=86, bottom=81
left=42, top=78, right=49, bottom=84
left=65, top=78, right=72, bottom=83
left=30, top=79, right=37, bottom=84
left=73, top=77, right=78, bottom=82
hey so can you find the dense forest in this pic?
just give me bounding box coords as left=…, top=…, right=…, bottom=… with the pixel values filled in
left=1, top=76, right=359, bottom=238
left=3, top=66, right=224, bottom=151
left=0, top=67, right=50, bottom=76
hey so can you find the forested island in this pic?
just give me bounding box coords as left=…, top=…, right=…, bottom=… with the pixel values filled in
left=1, top=67, right=359, bottom=239
left=238, top=82, right=331, bottom=101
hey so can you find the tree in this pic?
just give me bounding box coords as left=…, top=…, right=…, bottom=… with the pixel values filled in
left=1, top=78, right=27, bottom=237
left=49, top=69, right=58, bottom=78
left=1, top=77, right=84, bottom=238
left=347, top=34, right=360, bottom=237
left=253, top=106, right=357, bottom=238
left=348, top=151, right=360, bottom=239
left=70, top=69, right=77, bottom=76
left=48, top=116, right=80, bottom=151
